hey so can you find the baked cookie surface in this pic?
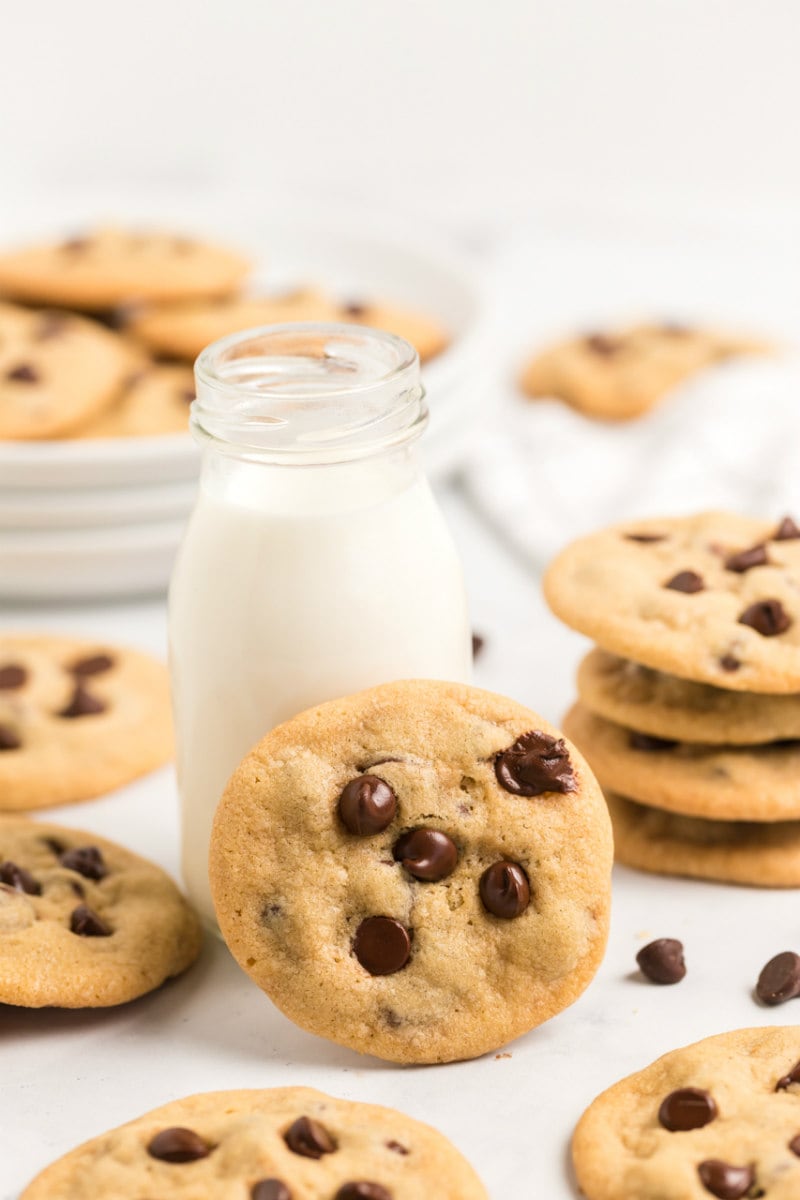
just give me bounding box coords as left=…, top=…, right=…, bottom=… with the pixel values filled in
left=573, top=1026, right=800, bottom=1199
left=20, top=1086, right=486, bottom=1199
left=0, top=633, right=173, bottom=810
left=0, top=814, right=201, bottom=1007
left=210, top=679, right=612, bottom=1064
left=544, top=512, right=800, bottom=693
left=72, top=363, right=195, bottom=437
left=337, top=299, right=450, bottom=362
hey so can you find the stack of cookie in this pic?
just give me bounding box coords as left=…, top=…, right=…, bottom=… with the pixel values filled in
left=544, top=511, right=800, bottom=887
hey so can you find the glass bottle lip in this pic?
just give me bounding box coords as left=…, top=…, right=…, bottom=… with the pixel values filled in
left=192, top=322, right=428, bottom=465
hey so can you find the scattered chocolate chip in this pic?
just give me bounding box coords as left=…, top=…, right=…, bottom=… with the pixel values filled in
left=664, top=570, right=705, bottom=593
left=58, top=684, right=106, bottom=718
left=59, top=846, right=108, bottom=881
left=71, top=881, right=85, bottom=898
left=479, top=861, right=530, bottom=919
left=147, top=1126, right=211, bottom=1163
left=755, top=951, right=800, bottom=1005
left=725, top=543, right=768, bottom=573
left=0, top=724, right=21, bottom=751
left=35, top=311, right=70, bottom=340
left=776, top=1060, right=800, bottom=1091
left=180, top=388, right=196, bottom=405
left=251, top=1181, right=292, bottom=1200
left=393, top=829, right=458, bottom=881
left=261, top=900, right=284, bottom=922
left=353, top=916, right=411, bottom=975
left=0, top=861, right=41, bottom=895
left=472, top=632, right=485, bottom=657
left=739, top=599, right=792, bottom=637
left=69, top=904, right=111, bottom=937
left=624, top=532, right=667, bottom=543
left=382, top=1007, right=402, bottom=1028
left=386, top=1140, right=409, bottom=1155
left=6, top=363, right=39, bottom=383
left=42, top=837, right=65, bottom=856
left=338, top=776, right=397, bottom=836
left=0, top=664, right=26, bottom=689
left=336, top=1185, right=392, bottom=1200
left=790, top=1135, right=800, bottom=1156
left=283, top=1115, right=337, bottom=1159
left=70, top=653, right=115, bottom=677
left=584, top=333, right=621, bottom=356
left=658, top=1087, right=717, bottom=1132
left=697, top=1160, right=755, bottom=1199
left=636, top=938, right=686, bottom=984
left=495, top=730, right=576, bottom=796
left=629, top=732, right=678, bottom=751
left=343, top=302, right=367, bottom=317
left=720, top=654, right=741, bottom=672
left=60, top=237, right=91, bottom=254
left=775, top=516, right=800, bottom=541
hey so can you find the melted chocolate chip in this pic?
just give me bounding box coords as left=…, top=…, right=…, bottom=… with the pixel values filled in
left=386, top=1140, right=409, bottom=1155
left=70, top=653, right=114, bottom=677
left=0, top=724, right=21, bottom=751
left=720, top=654, right=741, bottom=672
left=60, top=237, right=91, bottom=254
left=664, top=570, right=705, bottom=593
left=636, top=938, right=686, bottom=984
left=739, top=599, right=791, bottom=637
left=472, top=632, right=485, bottom=657
left=58, top=684, right=106, bottom=718
left=790, top=1134, right=800, bottom=1156
left=629, top=732, right=678, bottom=751
left=343, top=302, right=367, bottom=317
left=479, top=861, right=530, bottom=919
left=776, top=1060, right=800, bottom=1091
left=0, top=861, right=41, bottom=895
left=697, top=1160, right=755, bottom=1199
left=755, top=951, right=800, bottom=1005
left=251, top=1181, right=292, bottom=1200
left=624, top=532, right=667, bottom=543
left=69, top=904, right=111, bottom=937
left=180, top=388, right=196, bottom=405
left=35, top=311, right=70, bottom=340
left=59, top=846, right=108, bottom=881
left=283, top=1115, right=337, bottom=1159
left=353, top=916, right=411, bottom=975
left=336, top=1185, right=392, bottom=1200
left=725, top=543, right=768, bottom=573
left=393, top=829, right=458, bottom=881
left=6, top=363, right=39, bottom=384
left=658, top=1087, right=717, bottom=1132
left=495, top=730, right=576, bottom=797
left=147, top=1126, right=211, bottom=1163
left=338, top=776, right=397, bottom=836
left=775, top=516, right=800, bottom=541
left=584, top=333, right=621, bottom=356
left=0, top=664, right=27, bottom=689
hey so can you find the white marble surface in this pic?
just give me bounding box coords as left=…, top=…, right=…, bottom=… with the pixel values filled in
left=3, top=487, right=793, bottom=1198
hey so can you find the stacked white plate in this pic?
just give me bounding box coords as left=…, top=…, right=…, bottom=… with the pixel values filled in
left=0, top=215, right=488, bottom=600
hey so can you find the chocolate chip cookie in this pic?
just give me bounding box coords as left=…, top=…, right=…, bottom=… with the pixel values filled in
left=21, top=1086, right=486, bottom=1198
left=0, top=814, right=201, bottom=1006
left=337, top=299, right=450, bottom=362
left=0, top=633, right=173, bottom=810
left=573, top=1026, right=800, bottom=1198
left=210, top=679, right=612, bottom=1064
left=72, top=363, right=196, bottom=437
left=544, top=512, right=800, bottom=693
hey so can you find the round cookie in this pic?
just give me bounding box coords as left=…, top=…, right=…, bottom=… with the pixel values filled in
left=606, top=791, right=800, bottom=887
left=544, top=511, right=800, bottom=693
left=563, top=702, right=800, bottom=821
left=0, top=227, right=250, bottom=310
left=0, top=302, right=139, bottom=439
left=21, top=1086, right=486, bottom=1199
left=71, top=363, right=195, bottom=437
left=0, top=814, right=201, bottom=1006
left=573, top=1026, right=800, bottom=1199
left=0, top=633, right=173, bottom=810
left=210, top=679, right=613, bottom=1065
left=577, top=648, right=800, bottom=746
left=337, top=299, right=450, bottom=363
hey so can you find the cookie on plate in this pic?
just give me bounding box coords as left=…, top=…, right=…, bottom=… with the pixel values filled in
left=520, top=321, right=766, bottom=420
left=573, top=1026, right=800, bottom=1199
left=563, top=702, right=800, bottom=821
left=0, top=302, right=139, bottom=440
left=577, top=648, right=800, bottom=746
left=337, top=299, right=450, bottom=362
left=21, top=1085, right=487, bottom=1198
left=607, top=791, right=800, bottom=887
left=0, top=633, right=173, bottom=810
left=0, top=226, right=250, bottom=311
left=0, top=814, right=201, bottom=1006
left=71, top=363, right=195, bottom=438
left=210, top=679, right=613, bottom=1064
left=544, top=512, right=800, bottom=693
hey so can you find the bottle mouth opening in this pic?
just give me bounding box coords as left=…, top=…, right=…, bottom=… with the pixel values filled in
left=192, top=322, right=427, bottom=464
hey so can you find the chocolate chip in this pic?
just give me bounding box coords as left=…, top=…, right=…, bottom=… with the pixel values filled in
left=283, top=1115, right=337, bottom=1159
left=584, top=333, right=621, bottom=356
left=6, top=363, right=39, bottom=383
left=697, top=1160, right=755, bottom=1199
left=629, top=732, right=678, bottom=751
left=147, top=1127, right=211, bottom=1163
left=386, top=1140, right=409, bottom=1155
left=69, top=653, right=115, bottom=677
left=755, top=951, right=800, bottom=1005
left=353, top=916, right=411, bottom=975
left=0, top=861, right=41, bottom=895
left=58, top=684, right=106, bottom=718
left=725, top=543, right=768, bottom=572
left=790, top=1134, right=800, bottom=1156
left=59, top=846, right=108, bottom=881
left=720, top=654, right=741, bottom=672
left=60, top=237, right=90, bottom=254
left=739, top=599, right=791, bottom=637
left=180, top=388, right=196, bottom=405
left=338, top=776, right=397, bottom=836
left=335, top=1185, right=392, bottom=1200
left=495, top=730, right=576, bottom=797
left=251, top=1181, right=292, bottom=1200
left=393, top=829, right=458, bottom=881
left=664, top=570, right=705, bottom=593
left=35, top=311, right=70, bottom=340
left=636, top=938, right=685, bottom=984
left=660, top=322, right=692, bottom=336
left=472, top=632, right=485, bottom=657
left=0, top=664, right=27, bottom=689
left=658, top=1087, right=717, bottom=1131
left=343, top=302, right=367, bottom=317
left=625, top=532, right=667, bottom=543
left=479, top=861, right=530, bottom=919
left=0, top=724, right=21, bottom=750
left=69, top=904, right=111, bottom=937
left=776, top=1060, right=800, bottom=1091
left=775, top=516, right=800, bottom=541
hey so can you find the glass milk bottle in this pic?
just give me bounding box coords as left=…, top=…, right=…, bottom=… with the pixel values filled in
left=169, top=323, right=472, bottom=926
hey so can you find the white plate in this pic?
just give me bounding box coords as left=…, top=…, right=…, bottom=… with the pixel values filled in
left=0, top=476, right=198, bottom=529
